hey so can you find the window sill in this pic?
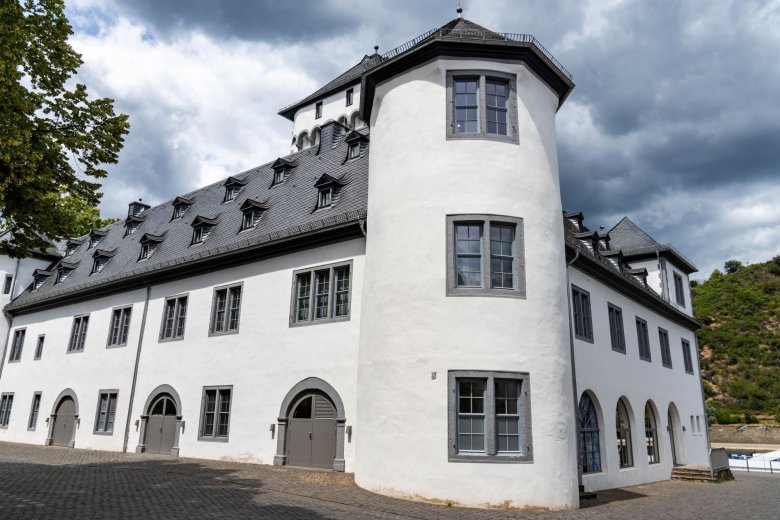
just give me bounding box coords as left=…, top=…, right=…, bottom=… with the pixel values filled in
left=66, top=349, right=84, bottom=354
left=106, top=344, right=128, bottom=349
left=27, top=427, right=37, bottom=432
left=158, top=336, right=185, bottom=343
left=93, top=430, right=114, bottom=436
left=446, top=133, right=519, bottom=144
left=198, top=436, right=229, bottom=443
left=640, top=357, right=652, bottom=363
left=449, top=453, right=533, bottom=463
left=574, top=334, right=594, bottom=344
left=662, top=364, right=673, bottom=369
left=611, top=347, right=627, bottom=354
left=289, top=315, right=350, bottom=328
left=208, top=329, right=240, bottom=338
left=447, top=287, right=526, bottom=299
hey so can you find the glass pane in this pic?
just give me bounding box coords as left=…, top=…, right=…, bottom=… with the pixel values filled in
left=151, top=398, right=164, bottom=416
left=164, top=398, right=177, bottom=416
left=293, top=396, right=312, bottom=418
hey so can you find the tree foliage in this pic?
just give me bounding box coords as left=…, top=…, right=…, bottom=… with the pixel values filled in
left=0, top=0, right=129, bottom=257
left=693, top=256, right=780, bottom=414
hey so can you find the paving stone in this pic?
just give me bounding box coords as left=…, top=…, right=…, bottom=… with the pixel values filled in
left=0, top=442, right=778, bottom=519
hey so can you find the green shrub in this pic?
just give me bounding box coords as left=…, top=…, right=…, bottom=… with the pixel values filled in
left=714, top=408, right=737, bottom=424
left=743, top=412, right=759, bottom=424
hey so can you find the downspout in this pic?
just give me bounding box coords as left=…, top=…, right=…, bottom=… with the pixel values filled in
left=565, top=249, right=582, bottom=490
left=123, top=283, right=151, bottom=452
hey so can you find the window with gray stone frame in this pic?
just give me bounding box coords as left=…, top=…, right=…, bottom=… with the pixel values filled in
left=107, top=306, right=132, bottom=347
left=682, top=339, right=694, bottom=374
left=346, top=88, right=353, bottom=106
left=3, top=274, right=12, bottom=294
left=28, top=392, right=41, bottom=430
left=446, top=215, right=525, bottom=298
left=607, top=303, right=625, bottom=353
left=94, top=391, right=118, bottom=434
left=673, top=272, right=685, bottom=306
left=209, top=283, right=242, bottom=336
left=198, top=386, right=232, bottom=441
left=68, top=315, right=89, bottom=353
left=160, top=295, right=188, bottom=341
left=0, top=393, right=13, bottom=428
left=571, top=286, right=593, bottom=342
left=315, top=101, right=323, bottom=119
left=34, top=335, right=44, bottom=360
left=448, top=370, right=532, bottom=463
left=659, top=328, right=672, bottom=368
left=446, top=70, right=519, bottom=144
left=9, top=328, right=25, bottom=362
left=636, top=317, right=651, bottom=362
left=290, top=261, right=352, bottom=326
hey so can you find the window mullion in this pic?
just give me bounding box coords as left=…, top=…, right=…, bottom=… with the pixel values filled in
left=486, top=376, right=497, bottom=456
left=308, top=271, right=315, bottom=321
left=479, top=76, right=487, bottom=136
left=482, top=221, right=490, bottom=290
left=328, top=268, right=335, bottom=319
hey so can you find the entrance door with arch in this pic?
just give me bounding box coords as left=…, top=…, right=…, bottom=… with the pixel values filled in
left=145, top=395, right=178, bottom=455
left=667, top=403, right=683, bottom=466
left=51, top=397, right=77, bottom=447
left=287, top=393, right=337, bottom=469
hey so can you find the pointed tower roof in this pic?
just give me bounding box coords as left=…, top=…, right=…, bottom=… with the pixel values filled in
left=608, top=217, right=659, bottom=250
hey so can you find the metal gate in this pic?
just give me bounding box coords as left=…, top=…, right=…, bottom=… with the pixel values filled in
left=51, top=397, right=76, bottom=447
left=286, top=393, right=337, bottom=469
left=145, top=395, right=178, bottom=455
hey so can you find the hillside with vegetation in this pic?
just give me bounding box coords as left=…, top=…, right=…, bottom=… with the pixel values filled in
left=691, top=256, right=780, bottom=423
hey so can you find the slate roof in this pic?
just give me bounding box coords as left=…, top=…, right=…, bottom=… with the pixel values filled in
left=608, top=217, right=697, bottom=273
left=0, top=228, right=63, bottom=259
left=6, top=122, right=368, bottom=314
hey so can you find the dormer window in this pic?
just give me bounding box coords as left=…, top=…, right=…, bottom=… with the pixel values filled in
left=318, top=187, right=333, bottom=208
left=239, top=199, right=269, bottom=231
left=56, top=267, right=74, bottom=284
left=65, top=242, right=80, bottom=256
left=88, top=232, right=105, bottom=249
left=32, top=270, right=51, bottom=291
left=223, top=176, right=248, bottom=203
left=270, top=158, right=296, bottom=187
left=344, top=130, right=368, bottom=160
left=348, top=142, right=360, bottom=159
left=171, top=196, right=193, bottom=220
left=315, top=101, right=323, bottom=119
left=92, top=256, right=108, bottom=274
left=139, top=233, right=164, bottom=261
left=274, top=168, right=286, bottom=185
left=124, top=221, right=140, bottom=237
left=191, top=215, right=217, bottom=245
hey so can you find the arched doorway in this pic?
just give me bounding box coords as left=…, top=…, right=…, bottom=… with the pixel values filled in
left=46, top=389, right=79, bottom=448
left=578, top=391, right=602, bottom=474
left=287, top=392, right=337, bottom=469
left=136, top=385, right=183, bottom=456
left=274, top=377, right=346, bottom=471
left=667, top=402, right=684, bottom=466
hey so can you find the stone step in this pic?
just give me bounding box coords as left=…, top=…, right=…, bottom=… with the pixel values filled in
left=670, top=465, right=734, bottom=483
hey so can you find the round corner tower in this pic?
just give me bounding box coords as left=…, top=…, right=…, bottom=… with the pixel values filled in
left=355, top=19, right=579, bottom=510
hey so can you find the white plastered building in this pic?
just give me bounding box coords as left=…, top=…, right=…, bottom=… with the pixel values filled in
left=0, top=16, right=710, bottom=510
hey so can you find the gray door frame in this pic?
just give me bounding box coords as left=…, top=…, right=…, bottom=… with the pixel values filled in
left=136, top=384, right=183, bottom=456
left=46, top=388, right=79, bottom=448
left=274, top=377, right=345, bottom=471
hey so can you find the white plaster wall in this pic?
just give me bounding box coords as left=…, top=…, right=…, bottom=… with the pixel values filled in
left=627, top=258, right=664, bottom=298
left=291, top=84, right=363, bottom=152
left=568, top=267, right=709, bottom=492
left=130, top=238, right=364, bottom=470
left=0, top=255, right=52, bottom=349
left=0, top=289, right=146, bottom=451
left=357, top=57, right=578, bottom=510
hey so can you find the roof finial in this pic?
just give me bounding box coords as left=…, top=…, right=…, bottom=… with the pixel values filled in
left=456, top=2, right=463, bottom=18
left=374, top=39, right=379, bottom=53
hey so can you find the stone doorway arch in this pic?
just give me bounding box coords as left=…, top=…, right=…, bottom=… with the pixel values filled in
left=273, top=377, right=346, bottom=471
left=46, top=388, right=79, bottom=448
left=136, top=384, right=183, bottom=456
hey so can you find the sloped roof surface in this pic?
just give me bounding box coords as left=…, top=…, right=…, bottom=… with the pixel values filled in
left=7, top=123, right=368, bottom=312
left=608, top=216, right=659, bottom=250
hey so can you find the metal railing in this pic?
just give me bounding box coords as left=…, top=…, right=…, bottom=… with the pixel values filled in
left=729, top=457, right=780, bottom=474
left=370, top=27, right=573, bottom=81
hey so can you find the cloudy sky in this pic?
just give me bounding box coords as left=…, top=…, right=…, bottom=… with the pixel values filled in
left=63, top=0, right=780, bottom=279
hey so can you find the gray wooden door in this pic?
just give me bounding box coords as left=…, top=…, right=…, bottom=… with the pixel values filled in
left=52, top=397, right=76, bottom=447
left=286, top=394, right=337, bottom=469
left=668, top=410, right=679, bottom=466
left=146, top=396, right=177, bottom=455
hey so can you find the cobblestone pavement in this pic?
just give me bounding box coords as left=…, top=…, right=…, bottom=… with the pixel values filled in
left=0, top=442, right=778, bottom=520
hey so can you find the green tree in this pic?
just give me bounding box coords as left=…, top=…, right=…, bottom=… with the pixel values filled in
left=724, top=259, right=744, bottom=274
left=0, top=0, right=129, bottom=257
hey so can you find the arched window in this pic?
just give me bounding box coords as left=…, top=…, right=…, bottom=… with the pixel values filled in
left=645, top=402, right=659, bottom=464
left=297, top=131, right=309, bottom=151
left=311, top=128, right=321, bottom=147
left=350, top=112, right=363, bottom=129
left=578, top=393, right=601, bottom=473
left=338, top=115, right=348, bottom=128
left=616, top=398, right=633, bottom=468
